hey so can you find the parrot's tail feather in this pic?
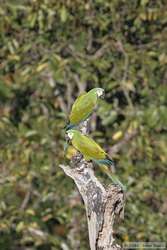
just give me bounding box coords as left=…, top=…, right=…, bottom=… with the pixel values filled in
left=93, top=159, right=115, bottom=172
left=105, top=159, right=114, bottom=166
left=108, top=175, right=126, bottom=191
left=63, top=141, right=69, bottom=154
left=65, top=124, right=77, bottom=131
left=94, top=159, right=115, bottom=166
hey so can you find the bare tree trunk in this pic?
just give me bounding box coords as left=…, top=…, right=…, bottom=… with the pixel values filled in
left=60, top=121, right=125, bottom=250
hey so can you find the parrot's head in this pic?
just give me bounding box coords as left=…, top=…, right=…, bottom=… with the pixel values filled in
left=66, top=129, right=76, bottom=140
left=95, top=88, right=105, bottom=98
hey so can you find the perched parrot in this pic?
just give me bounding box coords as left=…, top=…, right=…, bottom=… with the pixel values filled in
left=66, top=129, right=115, bottom=170
left=66, top=88, right=104, bottom=131
left=66, top=130, right=125, bottom=189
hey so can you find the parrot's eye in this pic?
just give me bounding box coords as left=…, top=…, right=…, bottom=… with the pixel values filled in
left=97, top=89, right=104, bottom=97
left=67, top=132, right=73, bottom=139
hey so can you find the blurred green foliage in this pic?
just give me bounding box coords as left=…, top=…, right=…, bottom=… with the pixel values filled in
left=0, top=0, right=167, bottom=249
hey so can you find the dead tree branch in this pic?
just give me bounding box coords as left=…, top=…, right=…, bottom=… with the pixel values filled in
left=60, top=120, right=125, bottom=250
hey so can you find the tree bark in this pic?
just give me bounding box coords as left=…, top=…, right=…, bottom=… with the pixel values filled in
left=60, top=120, right=125, bottom=250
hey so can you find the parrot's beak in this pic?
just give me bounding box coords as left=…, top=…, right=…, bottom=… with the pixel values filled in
left=65, top=134, right=70, bottom=144
left=64, top=134, right=70, bottom=154
left=101, top=91, right=105, bottom=99
left=101, top=93, right=105, bottom=99
left=64, top=141, right=68, bottom=153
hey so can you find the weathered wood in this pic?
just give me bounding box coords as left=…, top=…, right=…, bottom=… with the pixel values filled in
left=60, top=120, right=125, bottom=250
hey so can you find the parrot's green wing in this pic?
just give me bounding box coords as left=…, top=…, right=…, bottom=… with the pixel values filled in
left=69, top=92, right=97, bottom=124
left=70, top=92, right=87, bottom=110
left=72, top=134, right=106, bottom=160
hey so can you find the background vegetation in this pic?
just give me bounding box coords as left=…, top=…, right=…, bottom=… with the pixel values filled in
left=0, top=0, right=167, bottom=249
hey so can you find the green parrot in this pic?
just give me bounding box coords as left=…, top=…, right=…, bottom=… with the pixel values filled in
left=66, top=88, right=104, bottom=131
left=66, top=130, right=125, bottom=189
left=66, top=129, right=115, bottom=170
